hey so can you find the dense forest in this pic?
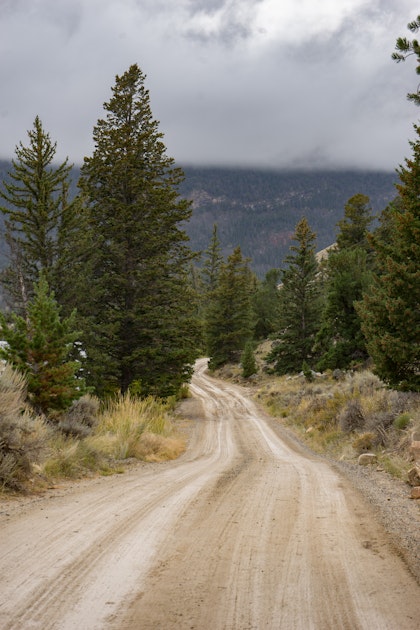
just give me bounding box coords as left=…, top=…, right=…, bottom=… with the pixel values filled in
left=180, top=167, right=398, bottom=275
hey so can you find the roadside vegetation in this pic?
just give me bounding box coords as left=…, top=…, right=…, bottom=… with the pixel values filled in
left=0, top=365, right=187, bottom=493
left=215, top=342, right=420, bottom=483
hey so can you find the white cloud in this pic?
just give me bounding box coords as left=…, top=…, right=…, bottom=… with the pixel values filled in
left=0, top=0, right=418, bottom=169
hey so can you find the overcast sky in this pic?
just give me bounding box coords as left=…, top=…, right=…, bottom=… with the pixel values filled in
left=0, top=0, right=419, bottom=170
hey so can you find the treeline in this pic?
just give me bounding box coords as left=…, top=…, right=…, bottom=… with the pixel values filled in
left=199, top=167, right=419, bottom=391
left=180, top=166, right=397, bottom=276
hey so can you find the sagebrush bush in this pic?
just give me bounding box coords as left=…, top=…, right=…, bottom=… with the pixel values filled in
left=58, top=394, right=100, bottom=438
left=338, top=399, right=365, bottom=433
left=0, top=365, right=48, bottom=489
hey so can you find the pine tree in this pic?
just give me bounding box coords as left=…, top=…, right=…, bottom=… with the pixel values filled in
left=0, top=117, right=77, bottom=313
left=356, top=125, right=420, bottom=391
left=315, top=194, right=374, bottom=370
left=201, top=224, right=223, bottom=295
left=0, top=275, right=84, bottom=416
left=205, top=247, right=254, bottom=370
left=267, top=218, right=321, bottom=375
left=252, top=268, right=280, bottom=340
left=336, top=194, right=373, bottom=252
left=392, top=15, right=420, bottom=105
left=78, top=64, right=199, bottom=397
left=241, top=341, right=257, bottom=378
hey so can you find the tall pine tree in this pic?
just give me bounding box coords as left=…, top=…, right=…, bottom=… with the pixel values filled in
left=315, top=194, right=374, bottom=370
left=0, top=117, right=77, bottom=314
left=205, top=247, right=254, bottom=370
left=267, top=218, right=321, bottom=375
left=78, top=64, right=199, bottom=397
left=356, top=125, right=420, bottom=391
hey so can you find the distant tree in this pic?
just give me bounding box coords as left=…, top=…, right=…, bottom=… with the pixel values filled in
left=252, top=268, right=280, bottom=340
left=336, top=193, right=374, bottom=252
left=0, top=117, right=77, bottom=314
left=267, top=218, right=321, bottom=374
left=0, top=275, right=84, bottom=416
left=78, top=64, right=199, bottom=397
left=206, top=246, right=254, bottom=370
left=392, top=15, right=420, bottom=104
left=241, top=341, right=257, bottom=378
left=356, top=125, right=420, bottom=391
left=201, top=224, right=223, bottom=295
left=315, top=194, right=375, bottom=370
left=315, top=248, right=372, bottom=370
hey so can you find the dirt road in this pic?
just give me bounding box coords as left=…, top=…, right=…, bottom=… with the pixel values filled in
left=0, top=358, right=419, bottom=629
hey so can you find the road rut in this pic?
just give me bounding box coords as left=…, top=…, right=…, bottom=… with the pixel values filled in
left=0, top=358, right=419, bottom=629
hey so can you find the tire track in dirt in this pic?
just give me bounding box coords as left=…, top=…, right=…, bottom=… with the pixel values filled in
left=0, top=359, right=419, bottom=629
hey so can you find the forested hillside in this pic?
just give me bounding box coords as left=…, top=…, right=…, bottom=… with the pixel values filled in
left=0, top=160, right=397, bottom=277
left=180, top=167, right=398, bottom=276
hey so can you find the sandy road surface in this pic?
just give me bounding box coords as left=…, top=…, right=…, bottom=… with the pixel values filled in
left=0, top=359, right=419, bottom=629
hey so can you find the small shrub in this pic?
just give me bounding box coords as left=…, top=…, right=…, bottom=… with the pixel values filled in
left=0, top=365, right=49, bottom=490
left=338, top=399, right=365, bottom=433
left=58, top=395, right=100, bottom=438
left=352, top=432, right=377, bottom=453
left=393, top=412, right=411, bottom=431
left=241, top=342, right=257, bottom=378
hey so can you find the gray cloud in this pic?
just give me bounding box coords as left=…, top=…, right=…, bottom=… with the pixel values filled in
left=0, top=0, right=418, bottom=170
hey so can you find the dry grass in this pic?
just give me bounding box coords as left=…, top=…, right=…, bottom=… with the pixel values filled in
left=249, top=356, right=420, bottom=480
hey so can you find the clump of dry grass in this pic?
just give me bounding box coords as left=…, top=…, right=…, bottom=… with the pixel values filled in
left=90, top=392, right=185, bottom=462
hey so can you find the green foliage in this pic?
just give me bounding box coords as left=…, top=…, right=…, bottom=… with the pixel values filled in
left=267, top=218, right=322, bottom=375
left=315, top=194, right=375, bottom=370
left=336, top=194, right=374, bottom=252
left=315, top=247, right=372, bottom=370
left=206, top=246, right=254, bottom=370
left=252, top=268, right=280, bottom=339
left=0, top=117, right=78, bottom=314
left=0, top=275, right=84, bottom=415
left=241, top=341, right=257, bottom=378
left=393, top=412, right=411, bottom=431
left=77, top=64, right=199, bottom=397
left=357, top=125, right=420, bottom=391
left=392, top=15, right=420, bottom=104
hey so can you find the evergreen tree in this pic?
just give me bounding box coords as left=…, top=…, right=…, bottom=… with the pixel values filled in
left=267, top=218, right=321, bottom=375
left=336, top=193, right=373, bottom=252
left=0, top=275, right=84, bottom=416
left=0, top=117, right=77, bottom=313
left=78, top=64, right=199, bottom=397
left=356, top=125, right=420, bottom=391
left=241, top=341, right=257, bottom=378
left=315, top=194, right=374, bottom=370
left=201, top=224, right=223, bottom=295
left=205, top=247, right=254, bottom=370
left=392, top=15, right=420, bottom=105
left=252, top=268, right=280, bottom=340
left=315, top=248, right=372, bottom=370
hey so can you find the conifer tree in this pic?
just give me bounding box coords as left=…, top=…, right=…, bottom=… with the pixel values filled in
left=0, top=275, right=84, bottom=416
left=0, top=117, right=77, bottom=313
left=78, top=64, right=199, bottom=397
left=356, top=125, right=420, bottom=391
left=267, top=218, right=321, bottom=375
left=252, top=268, right=280, bottom=340
left=392, top=15, right=420, bottom=104
left=241, top=341, right=257, bottom=378
left=315, top=194, right=374, bottom=370
left=205, top=247, right=254, bottom=370
left=201, top=224, right=223, bottom=295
